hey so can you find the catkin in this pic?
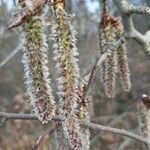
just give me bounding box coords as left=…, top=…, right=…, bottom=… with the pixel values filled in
left=50, top=1, right=85, bottom=149
left=77, top=79, right=91, bottom=150
left=104, top=53, right=116, bottom=98
left=98, top=15, right=117, bottom=98
left=137, top=96, right=150, bottom=148
left=22, top=9, right=55, bottom=123
left=97, top=0, right=131, bottom=98
left=117, top=43, right=131, bottom=91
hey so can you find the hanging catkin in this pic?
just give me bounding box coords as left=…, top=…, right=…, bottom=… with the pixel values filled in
left=98, top=0, right=117, bottom=98
left=50, top=1, right=85, bottom=149
left=20, top=1, right=55, bottom=123
left=97, top=0, right=131, bottom=98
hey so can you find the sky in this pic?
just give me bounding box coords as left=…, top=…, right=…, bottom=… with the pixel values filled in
left=1, top=0, right=100, bottom=13
left=1, top=0, right=144, bottom=9
left=85, top=0, right=99, bottom=13
left=2, top=0, right=14, bottom=9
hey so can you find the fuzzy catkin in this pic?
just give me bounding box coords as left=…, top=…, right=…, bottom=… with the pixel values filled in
left=117, top=43, right=131, bottom=91
left=22, top=14, right=55, bottom=123
left=77, top=79, right=91, bottom=150
left=138, top=99, right=150, bottom=143
left=97, top=1, right=131, bottom=98
left=98, top=20, right=117, bottom=98
left=50, top=2, right=85, bottom=149
left=104, top=53, right=116, bottom=98
left=138, top=102, right=150, bottom=138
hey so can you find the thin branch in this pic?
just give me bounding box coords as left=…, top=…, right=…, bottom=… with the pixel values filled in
left=0, top=41, right=23, bottom=68
left=115, top=0, right=150, bottom=15
left=0, top=111, right=150, bottom=145
left=82, top=52, right=109, bottom=100
left=90, top=112, right=136, bottom=145
left=0, top=112, right=61, bottom=121
left=113, top=0, right=150, bottom=56
left=82, top=122, right=150, bottom=145
left=33, top=125, right=56, bottom=150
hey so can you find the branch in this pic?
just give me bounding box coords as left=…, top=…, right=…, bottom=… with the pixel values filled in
left=90, top=112, right=136, bottom=145
left=82, top=122, right=150, bottom=145
left=115, top=0, right=150, bottom=15
left=0, top=111, right=150, bottom=145
left=113, top=0, right=150, bottom=56
left=82, top=52, right=109, bottom=100
left=0, top=41, right=23, bottom=68
left=0, top=112, right=61, bottom=121
left=33, top=125, right=56, bottom=150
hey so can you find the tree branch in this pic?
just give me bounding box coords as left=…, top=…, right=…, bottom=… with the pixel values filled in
left=0, top=41, right=23, bottom=68
left=113, top=0, right=150, bottom=56
left=33, top=125, right=56, bottom=150
left=81, top=52, right=109, bottom=100
left=82, top=122, right=150, bottom=145
left=0, top=111, right=150, bottom=145
left=114, top=0, right=150, bottom=15
left=0, top=112, right=61, bottom=121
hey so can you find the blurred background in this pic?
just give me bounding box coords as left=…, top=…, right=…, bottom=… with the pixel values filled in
left=0, top=0, right=149, bottom=149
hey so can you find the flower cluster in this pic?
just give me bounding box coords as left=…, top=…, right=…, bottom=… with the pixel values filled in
left=98, top=0, right=131, bottom=98
left=77, top=79, right=91, bottom=150
left=20, top=1, right=55, bottom=123
left=50, top=1, right=85, bottom=149
left=137, top=95, right=150, bottom=141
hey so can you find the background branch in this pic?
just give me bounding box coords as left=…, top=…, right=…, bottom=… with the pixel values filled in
left=0, top=112, right=61, bottom=121
left=33, top=125, right=56, bottom=150
left=113, top=0, right=150, bottom=56
left=0, top=111, right=150, bottom=145
left=82, top=52, right=109, bottom=100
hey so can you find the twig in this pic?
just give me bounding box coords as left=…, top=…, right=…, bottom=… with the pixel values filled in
left=81, top=52, right=109, bottom=100
left=0, top=112, right=61, bottom=121
left=116, top=0, right=150, bottom=15
left=33, top=125, right=56, bottom=150
left=90, top=112, right=136, bottom=145
left=0, top=111, right=150, bottom=145
left=82, top=122, right=150, bottom=145
left=113, top=0, right=150, bottom=56
left=0, top=41, right=23, bottom=68
left=91, top=115, right=112, bottom=123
